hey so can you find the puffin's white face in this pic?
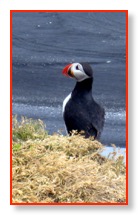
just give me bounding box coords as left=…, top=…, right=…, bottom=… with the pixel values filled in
left=62, top=63, right=90, bottom=82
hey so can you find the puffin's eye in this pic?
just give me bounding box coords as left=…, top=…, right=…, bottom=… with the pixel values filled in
left=76, top=65, right=79, bottom=70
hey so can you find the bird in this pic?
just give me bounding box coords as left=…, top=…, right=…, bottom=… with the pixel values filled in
left=62, top=62, right=105, bottom=140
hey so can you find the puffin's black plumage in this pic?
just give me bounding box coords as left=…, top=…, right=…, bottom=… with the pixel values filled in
left=62, top=62, right=105, bottom=139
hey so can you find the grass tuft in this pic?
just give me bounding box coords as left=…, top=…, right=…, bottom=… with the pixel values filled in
left=12, top=115, right=126, bottom=204
left=12, top=115, right=48, bottom=142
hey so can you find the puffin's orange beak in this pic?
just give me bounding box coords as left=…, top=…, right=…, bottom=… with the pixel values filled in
left=62, top=64, right=74, bottom=77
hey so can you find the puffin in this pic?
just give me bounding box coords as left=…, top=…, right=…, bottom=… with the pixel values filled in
left=62, top=62, right=105, bottom=139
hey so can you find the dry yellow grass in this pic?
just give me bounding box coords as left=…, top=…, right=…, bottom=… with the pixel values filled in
left=12, top=116, right=126, bottom=204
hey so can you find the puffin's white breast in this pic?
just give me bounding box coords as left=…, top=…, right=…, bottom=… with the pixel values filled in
left=62, top=93, right=72, bottom=115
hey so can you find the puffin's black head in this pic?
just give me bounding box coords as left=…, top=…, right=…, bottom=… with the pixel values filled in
left=62, top=62, right=93, bottom=82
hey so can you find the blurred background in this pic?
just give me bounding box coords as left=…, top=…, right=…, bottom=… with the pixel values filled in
left=12, top=12, right=126, bottom=147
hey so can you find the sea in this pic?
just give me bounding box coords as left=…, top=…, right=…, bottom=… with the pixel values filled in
left=12, top=11, right=126, bottom=149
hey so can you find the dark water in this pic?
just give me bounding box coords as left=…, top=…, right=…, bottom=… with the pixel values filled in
left=12, top=12, right=126, bottom=147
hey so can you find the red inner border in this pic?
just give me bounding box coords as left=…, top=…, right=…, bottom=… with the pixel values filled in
left=10, top=10, right=128, bottom=206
